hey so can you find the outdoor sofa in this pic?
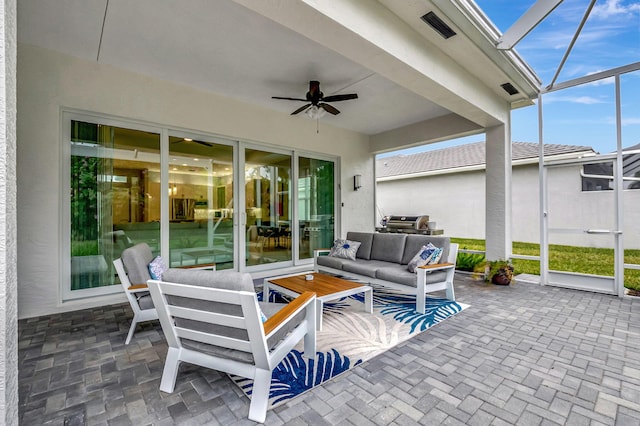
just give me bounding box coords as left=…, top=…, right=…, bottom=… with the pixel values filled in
left=314, top=232, right=458, bottom=313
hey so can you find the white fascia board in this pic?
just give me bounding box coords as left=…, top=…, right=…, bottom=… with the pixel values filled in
left=376, top=150, right=595, bottom=182
left=434, top=0, right=542, bottom=99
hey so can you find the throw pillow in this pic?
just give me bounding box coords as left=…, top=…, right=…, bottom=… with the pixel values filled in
left=147, top=255, right=168, bottom=280
left=329, top=239, right=361, bottom=261
left=428, top=247, right=444, bottom=265
left=407, top=243, right=438, bottom=273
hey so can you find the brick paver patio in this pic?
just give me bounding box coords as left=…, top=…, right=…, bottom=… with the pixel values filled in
left=18, top=275, right=640, bottom=425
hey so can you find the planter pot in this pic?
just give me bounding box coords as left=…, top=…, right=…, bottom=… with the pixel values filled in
left=491, top=273, right=512, bottom=285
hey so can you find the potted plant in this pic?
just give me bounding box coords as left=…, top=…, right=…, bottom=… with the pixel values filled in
left=483, top=259, right=514, bottom=285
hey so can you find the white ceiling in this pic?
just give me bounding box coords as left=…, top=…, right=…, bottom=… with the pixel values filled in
left=17, top=0, right=537, bottom=136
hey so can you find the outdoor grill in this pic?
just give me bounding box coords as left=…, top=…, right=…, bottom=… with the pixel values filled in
left=385, top=215, right=429, bottom=232
left=382, top=215, right=444, bottom=235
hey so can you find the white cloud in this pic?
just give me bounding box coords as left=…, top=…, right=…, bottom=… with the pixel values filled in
left=544, top=94, right=606, bottom=104
left=592, top=0, right=640, bottom=18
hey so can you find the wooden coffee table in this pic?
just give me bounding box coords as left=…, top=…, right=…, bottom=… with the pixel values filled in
left=263, top=272, right=373, bottom=330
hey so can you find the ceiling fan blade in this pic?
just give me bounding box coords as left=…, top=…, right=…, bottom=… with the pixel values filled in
left=322, top=93, right=358, bottom=102
left=291, top=104, right=312, bottom=115
left=272, top=96, right=308, bottom=102
left=319, top=103, right=340, bottom=115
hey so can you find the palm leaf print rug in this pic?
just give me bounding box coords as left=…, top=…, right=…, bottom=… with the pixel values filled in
left=230, top=283, right=469, bottom=410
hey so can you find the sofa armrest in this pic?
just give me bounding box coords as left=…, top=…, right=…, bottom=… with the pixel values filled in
left=128, top=284, right=149, bottom=292
left=417, top=262, right=454, bottom=272
left=263, top=291, right=316, bottom=336
left=313, top=249, right=331, bottom=257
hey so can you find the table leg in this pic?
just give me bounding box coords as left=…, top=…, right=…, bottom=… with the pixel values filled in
left=316, top=300, right=324, bottom=331
left=262, top=280, right=270, bottom=302
left=364, top=288, right=373, bottom=313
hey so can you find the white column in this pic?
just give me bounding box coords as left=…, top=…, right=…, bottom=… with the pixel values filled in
left=485, top=124, right=512, bottom=261
left=0, top=0, right=18, bottom=423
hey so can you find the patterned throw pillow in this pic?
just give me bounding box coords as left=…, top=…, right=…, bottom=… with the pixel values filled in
left=407, top=243, right=438, bottom=273
left=428, top=247, right=444, bottom=265
left=329, top=239, right=361, bottom=261
left=148, top=255, right=168, bottom=280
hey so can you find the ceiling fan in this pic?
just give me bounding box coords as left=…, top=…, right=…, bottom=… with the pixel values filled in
left=272, top=80, right=358, bottom=117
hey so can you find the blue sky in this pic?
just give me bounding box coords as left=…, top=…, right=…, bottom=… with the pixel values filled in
left=383, top=0, right=640, bottom=157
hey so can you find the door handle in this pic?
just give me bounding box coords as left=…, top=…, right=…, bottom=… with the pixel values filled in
left=585, top=229, right=612, bottom=234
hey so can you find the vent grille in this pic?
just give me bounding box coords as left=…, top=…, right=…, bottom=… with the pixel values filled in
left=421, top=11, right=456, bottom=39
left=501, top=82, right=519, bottom=95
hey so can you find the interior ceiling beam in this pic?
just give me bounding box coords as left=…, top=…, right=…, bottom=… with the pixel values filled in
left=496, top=0, right=563, bottom=50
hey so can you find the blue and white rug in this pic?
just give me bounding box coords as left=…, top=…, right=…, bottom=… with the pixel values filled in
left=231, top=284, right=468, bottom=410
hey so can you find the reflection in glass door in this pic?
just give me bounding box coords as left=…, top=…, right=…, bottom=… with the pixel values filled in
left=168, top=137, right=234, bottom=270
left=244, top=148, right=292, bottom=267
left=298, top=157, right=335, bottom=259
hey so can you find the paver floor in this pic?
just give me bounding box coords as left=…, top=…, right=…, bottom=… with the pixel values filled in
left=18, top=275, right=640, bottom=425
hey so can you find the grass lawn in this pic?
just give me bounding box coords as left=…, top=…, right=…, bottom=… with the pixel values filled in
left=451, top=237, right=640, bottom=291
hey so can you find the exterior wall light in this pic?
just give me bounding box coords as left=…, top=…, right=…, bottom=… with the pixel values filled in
left=354, top=174, right=362, bottom=191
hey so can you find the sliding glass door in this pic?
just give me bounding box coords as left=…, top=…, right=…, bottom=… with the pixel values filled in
left=64, top=113, right=338, bottom=300
left=244, top=148, right=292, bottom=267
left=168, top=135, right=235, bottom=270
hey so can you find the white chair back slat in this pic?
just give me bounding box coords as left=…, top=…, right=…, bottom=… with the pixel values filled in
left=148, top=280, right=250, bottom=304
left=166, top=306, right=248, bottom=329
left=174, top=327, right=253, bottom=353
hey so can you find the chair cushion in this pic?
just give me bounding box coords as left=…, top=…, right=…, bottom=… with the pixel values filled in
left=376, top=264, right=448, bottom=287
left=137, top=293, right=155, bottom=310
left=341, top=259, right=390, bottom=278
left=121, top=243, right=154, bottom=285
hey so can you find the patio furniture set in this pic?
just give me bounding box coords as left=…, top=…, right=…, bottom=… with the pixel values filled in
left=114, top=234, right=457, bottom=422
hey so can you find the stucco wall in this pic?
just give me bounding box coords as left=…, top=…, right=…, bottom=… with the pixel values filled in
left=377, top=162, right=640, bottom=249
left=1, top=0, right=18, bottom=422
left=17, top=44, right=373, bottom=319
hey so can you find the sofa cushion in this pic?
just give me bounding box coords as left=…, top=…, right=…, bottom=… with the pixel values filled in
left=121, top=243, right=154, bottom=285
left=401, top=235, right=450, bottom=265
left=370, top=233, right=406, bottom=263
left=346, top=232, right=374, bottom=260
left=342, top=259, right=391, bottom=278
left=316, top=255, right=349, bottom=270
left=376, top=264, right=448, bottom=287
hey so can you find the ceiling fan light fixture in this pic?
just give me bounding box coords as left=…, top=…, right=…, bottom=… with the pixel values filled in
left=305, top=105, right=326, bottom=119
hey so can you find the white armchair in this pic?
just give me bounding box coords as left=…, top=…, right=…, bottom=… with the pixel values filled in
left=147, top=269, right=316, bottom=423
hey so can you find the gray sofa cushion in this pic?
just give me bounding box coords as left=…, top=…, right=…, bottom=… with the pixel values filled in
left=370, top=233, right=406, bottom=263
left=346, top=232, right=374, bottom=260
left=121, top=243, right=154, bottom=285
left=342, top=259, right=393, bottom=278
left=376, top=264, right=448, bottom=287
left=401, top=235, right=450, bottom=265
left=316, top=255, right=349, bottom=270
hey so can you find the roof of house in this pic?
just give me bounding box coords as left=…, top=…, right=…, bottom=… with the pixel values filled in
left=376, top=141, right=595, bottom=179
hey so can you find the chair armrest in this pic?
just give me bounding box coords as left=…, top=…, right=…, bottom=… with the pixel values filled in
left=417, top=262, right=454, bottom=272
left=128, top=284, right=149, bottom=292
left=263, top=291, right=316, bottom=336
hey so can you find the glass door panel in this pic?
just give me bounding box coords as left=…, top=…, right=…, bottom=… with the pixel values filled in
left=168, top=137, right=234, bottom=270
left=70, top=121, right=160, bottom=293
left=298, top=157, right=335, bottom=259
left=244, top=148, right=292, bottom=267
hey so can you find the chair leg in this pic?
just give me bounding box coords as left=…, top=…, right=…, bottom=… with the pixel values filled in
left=445, top=280, right=455, bottom=301
left=248, top=368, right=272, bottom=423
left=159, top=347, right=182, bottom=393
left=125, top=317, right=138, bottom=345
left=303, top=303, right=316, bottom=359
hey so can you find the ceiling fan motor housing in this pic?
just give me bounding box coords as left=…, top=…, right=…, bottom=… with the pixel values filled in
left=307, top=80, right=322, bottom=104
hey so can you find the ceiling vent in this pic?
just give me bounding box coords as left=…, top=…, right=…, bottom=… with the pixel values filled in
left=421, top=12, right=456, bottom=39
left=501, top=82, right=519, bottom=95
